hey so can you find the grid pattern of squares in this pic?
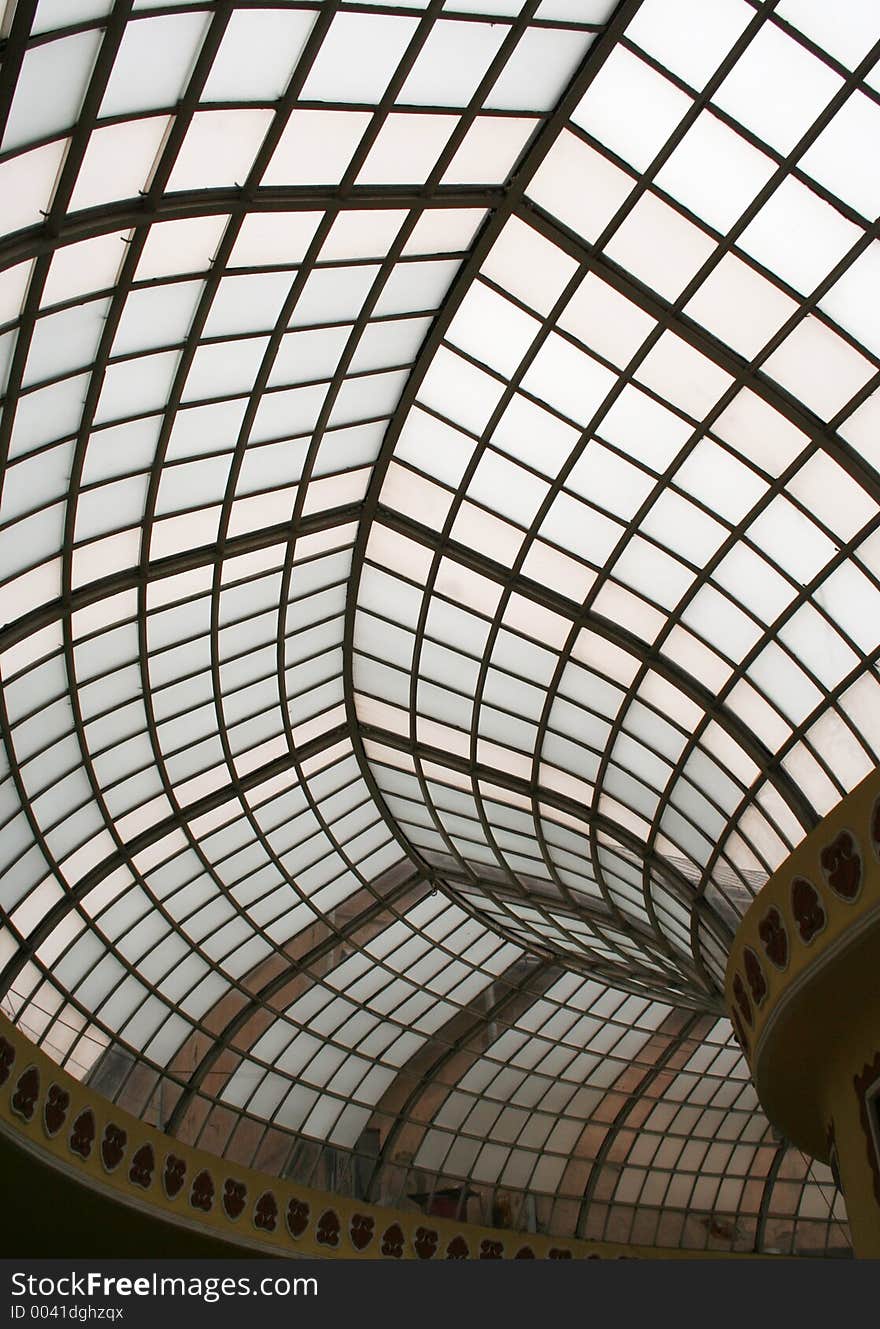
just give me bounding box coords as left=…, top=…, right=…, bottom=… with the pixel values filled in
left=0, top=0, right=869, bottom=1253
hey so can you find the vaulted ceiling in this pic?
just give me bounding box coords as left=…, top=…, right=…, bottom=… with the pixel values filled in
left=1, top=0, right=875, bottom=1253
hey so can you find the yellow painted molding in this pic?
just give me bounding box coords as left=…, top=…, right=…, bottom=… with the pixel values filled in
left=724, top=765, right=880, bottom=1159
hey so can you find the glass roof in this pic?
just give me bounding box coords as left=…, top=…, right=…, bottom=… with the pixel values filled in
left=0, top=0, right=871, bottom=1253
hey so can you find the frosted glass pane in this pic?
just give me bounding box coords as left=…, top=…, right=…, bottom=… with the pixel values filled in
left=521, top=333, right=616, bottom=425
left=403, top=208, right=486, bottom=255
left=356, top=113, right=458, bottom=185
left=9, top=375, right=89, bottom=459
left=43, top=232, right=126, bottom=307
left=467, top=450, right=549, bottom=526
left=572, top=45, right=691, bottom=172
left=321, top=211, right=407, bottom=263
left=69, top=117, right=170, bottom=211
left=263, top=110, right=371, bottom=186
left=0, top=141, right=67, bottom=236
left=739, top=178, right=861, bottom=295
left=713, top=23, right=842, bottom=155
left=269, top=326, right=349, bottom=388
left=777, top=0, right=880, bottom=68
left=483, top=217, right=578, bottom=316
left=31, top=0, right=112, bottom=33
left=290, top=264, right=381, bottom=328
left=685, top=254, right=797, bottom=360
left=229, top=212, right=322, bottom=267
left=2, top=30, right=100, bottom=152
left=605, top=193, right=715, bottom=302
left=350, top=316, right=430, bottom=373
left=300, top=13, right=419, bottom=103
left=528, top=131, right=634, bottom=243
left=135, top=215, right=227, bottom=280
left=398, top=19, right=509, bottom=107
left=568, top=443, right=655, bottom=522
left=95, top=350, right=179, bottom=424
left=100, top=12, right=207, bottom=117
left=762, top=317, right=874, bottom=422
left=486, top=27, right=594, bottom=111
left=489, top=394, right=578, bottom=477
left=713, top=389, right=806, bottom=476
left=112, top=281, right=202, bottom=356
left=601, top=385, right=691, bottom=472
left=447, top=281, right=540, bottom=377
left=23, top=300, right=107, bottom=388
left=654, top=112, right=776, bottom=234
left=441, top=116, right=536, bottom=185
left=201, top=8, right=316, bottom=102
left=183, top=336, right=268, bottom=402
left=418, top=346, right=504, bottom=434
left=820, top=241, right=880, bottom=357
left=0, top=262, right=33, bottom=327
left=203, top=273, right=293, bottom=337
left=166, top=110, right=272, bottom=191
left=625, top=0, right=753, bottom=90
left=559, top=274, right=655, bottom=369
left=800, top=93, right=880, bottom=222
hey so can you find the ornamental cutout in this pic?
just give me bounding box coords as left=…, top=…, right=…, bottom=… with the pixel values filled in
left=0, top=1035, right=15, bottom=1086
left=163, top=1153, right=186, bottom=1199
left=349, top=1213, right=375, bottom=1251
left=101, top=1122, right=127, bottom=1172
left=69, top=1109, right=95, bottom=1160
left=743, top=947, right=767, bottom=1008
left=129, top=1143, right=155, bottom=1190
left=190, top=1169, right=214, bottom=1213
left=758, top=906, right=788, bottom=970
left=414, top=1227, right=438, bottom=1260
left=791, top=877, right=826, bottom=944
left=548, top=1248, right=573, bottom=1259
left=223, top=1179, right=247, bottom=1221
left=820, top=829, right=863, bottom=902
left=43, top=1084, right=70, bottom=1138
left=515, top=1246, right=536, bottom=1259
left=286, top=1197, right=310, bottom=1239
left=11, top=1066, right=39, bottom=1121
left=254, top=1192, right=278, bottom=1233
left=381, top=1223, right=405, bottom=1258
left=732, top=973, right=752, bottom=1028
left=480, top=1239, right=503, bottom=1259
left=446, top=1236, right=469, bottom=1259
left=316, top=1209, right=340, bottom=1247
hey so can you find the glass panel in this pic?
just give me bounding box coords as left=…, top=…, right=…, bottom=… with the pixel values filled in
left=442, top=115, right=537, bottom=184
left=398, top=19, right=509, bottom=107
left=738, top=178, right=862, bottom=296
left=100, top=12, right=207, bottom=117
left=263, top=110, right=372, bottom=186
left=713, top=22, right=842, bottom=155
left=486, top=27, right=595, bottom=111
left=69, top=117, right=170, bottom=211
left=2, top=30, right=100, bottom=153
left=201, top=8, right=316, bottom=102
left=165, top=110, right=273, bottom=191
left=300, top=13, right=420, bottom=104
left=572, top=45, right=691, bottom=172
left=356, top=113, right=458, bottom=185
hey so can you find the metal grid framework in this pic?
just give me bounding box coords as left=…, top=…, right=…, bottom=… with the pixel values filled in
left=0, top=0, right=872, bottom=1253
